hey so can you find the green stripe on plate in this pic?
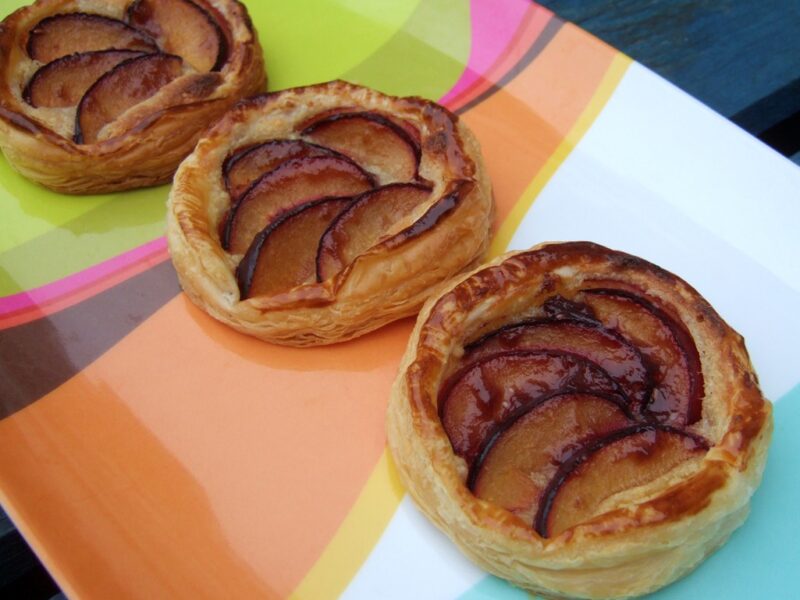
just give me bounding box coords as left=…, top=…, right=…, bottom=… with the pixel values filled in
left=0, top=185, right=168, bottom=295
left=343, top=0, right=471, bottom=100
left=248, top=0, right=423, bottom=90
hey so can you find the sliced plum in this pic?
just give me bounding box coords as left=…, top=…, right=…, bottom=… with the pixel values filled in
left=127, top=0, right=228, bottom=72
left=581, top=289, right=704, bottom=425
left=316, top=182, right=432, bottom=281
left=439, top=350, right=626, bottom=466
left=26, top=12, right=157, bottom=62
left=237, top=197, right=352, bottom=299
left=301, top=111, right=420, bottom=182
left=223, top=155, right=375, bottom=255
left=470, top=393, right=632, bottom=526
left=536, top=425, right=708, bottom=537
left=23, top=49, right=147, bottom=108
left=74, top=53, right=183, bottom=144
left=223, top=140, right=338, bottom=202
left=464, top=319, right=652, bottom=410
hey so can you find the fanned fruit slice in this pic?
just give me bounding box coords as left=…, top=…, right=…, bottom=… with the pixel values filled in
left=536, top=425, right=708, bottom=538
left=0, top=0, right=265, bottom=193
left=439, top=350, right=625, bottom=465
left=23, top=49, right=146, bottom=108
left=223, top=140, right=339, bottom=202
left=579, top=288, right=704, bottom=425
left=237, top=197, right=352, bottom=299
left=223, top=155, right=375, bottom=255
left=127, top=0, right=227, bottom=72
left=166, top=81, right=493, bottom=345
left=470, top=393, right=633, bottom=526
left=74, top=53, right=183, bottom=144
left=464, top=319, right=651, bottom=410
left=302, top=111, right=421, bottom=182
left=387, top=241, right=772, bottom=599
left=26, top=13, right=157, bottom=62
left=316, top=182, right=432, bottom=281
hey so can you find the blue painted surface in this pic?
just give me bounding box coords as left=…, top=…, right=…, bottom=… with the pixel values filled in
left=458, top=384, right=800, bottom=600
left=538, top=0, right=800, bottom=119
left=538, top=0, right=800, bottom=164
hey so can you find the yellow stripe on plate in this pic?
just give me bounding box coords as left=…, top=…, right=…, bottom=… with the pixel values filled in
left=488, top=53, right=633, bottom=258
left=289, top=449, right=406, bottom=600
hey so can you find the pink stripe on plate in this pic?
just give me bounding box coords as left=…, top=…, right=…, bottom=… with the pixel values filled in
left=439, top=0, right=534, bottom=104
left=0, top=237, right=168, bottom=315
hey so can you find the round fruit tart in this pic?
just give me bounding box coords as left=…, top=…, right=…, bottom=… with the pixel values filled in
left=0, top=0, right=265, bottom=193
left=166, top=80, right=494, bottom=346
left=387, top=241, right=772, bottom=599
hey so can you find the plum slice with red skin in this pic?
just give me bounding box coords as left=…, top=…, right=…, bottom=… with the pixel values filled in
left=580, top=289, right=704, bottom=425
left=316, top=182, right=432, bottom=281
left=439, top=350, right=627, bottom=466
left=223, top=155, right=376, bottom=255
left=301, top=111, right=421, bottom=182
left=23, top=49, right=147, bottom=108
left=299, top=107, right=422, bottom=147
left=469, top=392, right=633, bottom=526
left=127, top=0, right=228, bottom=72
left=374, top=179, right=474, bottom=253
left=74, top=53, right=183, bottom=144
left=222, top=140, right=342, bottom=202
left=464, top=319, right=652, bottom=411
left=535, top=424, right=708, bottom=538
left=26, top=13, right=158, bottom=62
left=236, top=197, right=352, bottom=299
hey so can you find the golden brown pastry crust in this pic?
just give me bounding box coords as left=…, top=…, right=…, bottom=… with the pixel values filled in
left=386, top=241, right=772, bottom=599
left=0, top=0, right=265, bottom=193
left=166, top=80, right=494, bottom=346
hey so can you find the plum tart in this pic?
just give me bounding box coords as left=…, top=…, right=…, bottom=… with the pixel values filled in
left=0, top=0, right=265, bottom=193
left=166, top=81, right=494, bottom=346
left=387, top=241, right=772, bottom=599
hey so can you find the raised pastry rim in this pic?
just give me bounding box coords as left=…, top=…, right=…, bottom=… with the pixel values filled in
left=387, top=241, right=772, bottom=599
left=166, top=80, right=495, bottom=346
left=0, top=0, right=266, bottom=193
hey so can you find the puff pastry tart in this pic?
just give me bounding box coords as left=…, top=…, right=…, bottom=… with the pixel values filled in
left=0, top=0, right=265, bottom=193
left=387, top=241, right=772, bottom=599
left=166, top=80, right=494, bottom=346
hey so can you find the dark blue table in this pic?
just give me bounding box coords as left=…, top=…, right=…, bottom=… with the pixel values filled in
left=538, top=0, right=800, bottom=165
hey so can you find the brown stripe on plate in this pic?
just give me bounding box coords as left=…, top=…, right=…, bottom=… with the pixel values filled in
left=456, top=16, right=564, bottom=115
left=0, top=261, right=180, bottom=420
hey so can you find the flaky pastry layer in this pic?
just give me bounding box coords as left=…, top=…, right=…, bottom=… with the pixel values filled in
left=166, top=80, right=494, bottom=346
left=0, top=0, right=265, bottom=193
left=386, top=241, right=772, bottom=599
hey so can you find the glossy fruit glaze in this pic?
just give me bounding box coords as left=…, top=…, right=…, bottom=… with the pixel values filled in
left=439, top=283, right=709, bottom=537
left=221, top=108, right=470, bottom=300
left=22, top=0, right=230, bottom=143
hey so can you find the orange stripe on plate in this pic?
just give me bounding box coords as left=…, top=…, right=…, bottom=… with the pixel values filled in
left=462, top=23, right=618, bottom=230
left=0, top=296, right=414, bottom=599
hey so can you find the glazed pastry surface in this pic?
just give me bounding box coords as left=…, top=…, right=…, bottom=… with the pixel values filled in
left=0, top=0, right=266, bottom=193
left=167, top=80, right=494, bottom=346
left=387, top=241, right=772, bottom=599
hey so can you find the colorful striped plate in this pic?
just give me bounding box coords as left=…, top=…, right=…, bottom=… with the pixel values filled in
left=0, top=1, right=798, bottom=598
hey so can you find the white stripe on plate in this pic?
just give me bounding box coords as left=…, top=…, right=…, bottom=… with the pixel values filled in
left=509, top=62, right=800, bottom=401
left=341, top=496, right=485, bottom=600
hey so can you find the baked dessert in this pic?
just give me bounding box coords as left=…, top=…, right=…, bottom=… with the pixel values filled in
left=387, top=241, right=772, bottom=599
left=166, top=80, right=494, bottom=346
left=0, top=0, right=265, bottom=193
